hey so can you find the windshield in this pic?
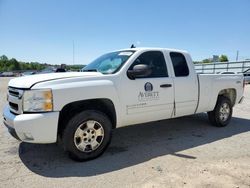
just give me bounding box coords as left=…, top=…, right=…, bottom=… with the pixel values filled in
left=82, top=51, right=134, bottom=74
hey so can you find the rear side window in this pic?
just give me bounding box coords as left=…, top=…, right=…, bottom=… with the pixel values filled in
left=129, top=51, right=168, bottom=78
left=170, top=52, right=189, bottom=77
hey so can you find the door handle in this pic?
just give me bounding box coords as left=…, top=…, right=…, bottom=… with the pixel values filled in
left=160, top=84, right=172, bottom=88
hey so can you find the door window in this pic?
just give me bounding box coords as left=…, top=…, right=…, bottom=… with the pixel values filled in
left=128, top=51, right=168, bottom=78
left=170, top=52, right=189, bottom=77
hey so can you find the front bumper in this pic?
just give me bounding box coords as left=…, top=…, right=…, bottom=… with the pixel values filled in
left=3, top=120, right=21, bottom=141
left=3, top=105, right=59, bottom=143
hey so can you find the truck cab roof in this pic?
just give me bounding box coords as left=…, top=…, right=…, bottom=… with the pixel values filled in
left=116, top=47, right=189, bottom=54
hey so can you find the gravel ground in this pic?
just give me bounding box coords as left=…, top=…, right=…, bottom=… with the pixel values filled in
left=0, top=77, right=250, bottom=188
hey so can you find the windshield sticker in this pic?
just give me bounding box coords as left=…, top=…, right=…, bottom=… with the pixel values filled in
left=138, top=82, right=159, bottom=101
left=118, top=52, right=133, bottom=56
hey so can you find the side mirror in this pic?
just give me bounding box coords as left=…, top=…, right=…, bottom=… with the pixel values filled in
left=127, top=64, right=151, bottom=80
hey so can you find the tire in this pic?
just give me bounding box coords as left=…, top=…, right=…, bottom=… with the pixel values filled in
left=62, top=110, right=112, bottom=161
left=207, top=96, right=233, bottom=127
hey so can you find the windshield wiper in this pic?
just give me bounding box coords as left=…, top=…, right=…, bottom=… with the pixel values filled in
left=82, top=69, right=98, bottom=72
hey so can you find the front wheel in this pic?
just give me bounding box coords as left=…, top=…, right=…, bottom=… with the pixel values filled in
left=207, top=96, right=233, bottom=127
left=62, top=110, right=112, bottom=161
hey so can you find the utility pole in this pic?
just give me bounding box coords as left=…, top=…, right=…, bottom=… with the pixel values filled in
left=73, top=40, right=75, bottom=65
left=236, top=50, right=239, bottom=62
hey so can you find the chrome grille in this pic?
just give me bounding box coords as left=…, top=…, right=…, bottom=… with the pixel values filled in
left=8, top=87, right=24, bottom=114
left=9, top=89, right=19, bottom=97
left=9, top=102, right=18, bottom=111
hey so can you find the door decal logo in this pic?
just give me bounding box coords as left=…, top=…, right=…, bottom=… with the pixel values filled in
left=144, top=82, right=153, bottom=91
left=138, top=82, right=159, bottom=101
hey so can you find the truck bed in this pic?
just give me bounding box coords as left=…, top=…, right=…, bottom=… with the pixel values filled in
left=196, top=73, right=244, bottom=113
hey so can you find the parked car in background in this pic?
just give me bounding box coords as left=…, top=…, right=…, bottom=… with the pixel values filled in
left=38, top=69, right=55, bottom=74
left=220, top=71, right=236, bottom=74
left=55, top=68, right=66, bottom=72
left=1, top=72, right=14, bottom=77
left=21, top=71, right=36, bottom=76
left=243, top=69, right=250, bottom=84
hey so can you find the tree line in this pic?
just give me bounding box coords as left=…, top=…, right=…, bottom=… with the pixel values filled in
left=194, top=55, right=229, bottom=64
left=0, top=55, right=84, bottom=72
left=0, top=55, right=46, bottom=72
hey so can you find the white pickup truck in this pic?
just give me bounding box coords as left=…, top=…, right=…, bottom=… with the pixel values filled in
left=3, top=48, right=244, bottom=161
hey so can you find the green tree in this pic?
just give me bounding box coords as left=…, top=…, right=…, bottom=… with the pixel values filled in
left=193, top=61, right=202, bottom=64
left=9, top=58, right=21, bottom=70
left=202, top=59, right=211, bottom=64
left=219, top=55, right=228, bottom=62
left=0, top=54, right=49, bottom=71
left=0, top=55, right=8, bottom=61
left=5, top=64, right=15, bottom=71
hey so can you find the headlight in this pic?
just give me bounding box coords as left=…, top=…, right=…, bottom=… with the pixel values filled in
left=23, top=89, right=53, bottom=112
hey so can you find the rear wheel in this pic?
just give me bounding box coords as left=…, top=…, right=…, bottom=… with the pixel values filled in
left=208, top=96, right=232, bottom=127
left=62, top=110, right=112, bottom=161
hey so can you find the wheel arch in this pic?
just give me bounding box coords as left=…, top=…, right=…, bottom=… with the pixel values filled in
left=57, top=98, right=117, bottom=137
left=217, top=88, right=237, bottom=106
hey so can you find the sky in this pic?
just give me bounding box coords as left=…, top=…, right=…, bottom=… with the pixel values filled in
left=0, top=0, right=250, bottom=65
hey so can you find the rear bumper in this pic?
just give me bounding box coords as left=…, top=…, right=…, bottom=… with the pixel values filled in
left=3, top=105, right=59, bottom=143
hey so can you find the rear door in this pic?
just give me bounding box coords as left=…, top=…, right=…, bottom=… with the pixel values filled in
left=119, top=50, right=174, bottom=125
left=169, top=52, right=198, bottom=117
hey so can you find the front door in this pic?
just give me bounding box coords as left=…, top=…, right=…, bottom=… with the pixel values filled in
left=119, top=50, right=174, bottom=125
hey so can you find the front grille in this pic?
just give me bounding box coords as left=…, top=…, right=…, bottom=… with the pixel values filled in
left=8, top=87, right=24, bottom=114
left=9, top=89, right=19, bottom=97
left=9, top=102, right=18, bottom=111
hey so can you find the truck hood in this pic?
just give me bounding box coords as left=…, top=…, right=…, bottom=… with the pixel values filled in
left=8, top=72, right=102, bottom=89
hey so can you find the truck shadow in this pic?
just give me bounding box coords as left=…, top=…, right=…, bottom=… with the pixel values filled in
left=18, top=113, right=250, bottom=177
